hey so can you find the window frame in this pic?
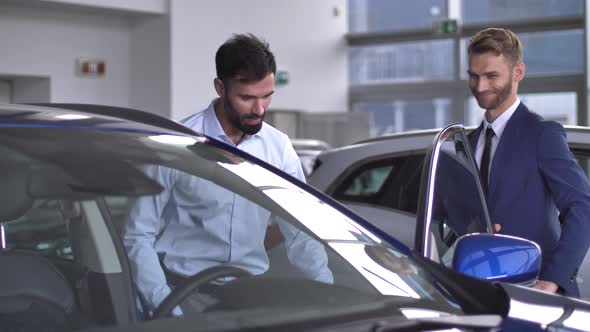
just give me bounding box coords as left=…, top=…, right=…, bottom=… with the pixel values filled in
left=332, top=153, right=426, bottom=214
left=347, top=1, right=587, bottom=130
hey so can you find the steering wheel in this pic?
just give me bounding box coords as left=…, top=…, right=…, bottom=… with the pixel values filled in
left=152, top=265, right=253, bottom=319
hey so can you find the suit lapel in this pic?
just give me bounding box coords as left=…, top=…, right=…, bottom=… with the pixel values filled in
left=488, top=103, right=527, bottom=200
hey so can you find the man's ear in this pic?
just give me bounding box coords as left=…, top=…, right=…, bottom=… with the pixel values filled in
left=214, top=78, right=224, bottom=97
left=514, top=63, right=525, bottom=82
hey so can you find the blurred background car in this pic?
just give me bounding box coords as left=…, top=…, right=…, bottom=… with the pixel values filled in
left=308, top=126, right=590, bottom=301
left=290, top=138, right=331, bottom=177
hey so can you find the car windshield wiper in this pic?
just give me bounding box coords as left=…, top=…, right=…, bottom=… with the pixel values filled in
left=367, top=314, right=502, bottom=332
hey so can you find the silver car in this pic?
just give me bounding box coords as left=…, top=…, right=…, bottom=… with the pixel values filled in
left=308, top=126, right=590, bottom=300
left=290, top=138, right=331, bottom=176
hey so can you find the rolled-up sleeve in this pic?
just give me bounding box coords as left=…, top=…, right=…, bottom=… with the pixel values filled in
left=276, top=217, right=334, bottom=283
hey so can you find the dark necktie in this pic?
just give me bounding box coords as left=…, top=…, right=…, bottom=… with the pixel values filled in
left=480, top=126, right=495, bottom=194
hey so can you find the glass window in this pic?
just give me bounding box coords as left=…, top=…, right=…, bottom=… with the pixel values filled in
left=348, top=0, right=447, bottom=33
left=573, top=149, right=590, bottom=179
left=429, top=130, right=489, bottom=265
left=461, top=29, right=584, bottom=77
left=350, top=39, right=454, bottom=84
left=0, top=126, right=462, bottom=327
left=342, top=165, right=394, bottom=197
left=4, top=200, right=74, bottom=260
left=463, top=0, right=583, bottom=24
left=465, top=92, right=577, bottom=126
left=334, top=155, right=424, bottom=214
left=353, top=98, right=450, bottom=136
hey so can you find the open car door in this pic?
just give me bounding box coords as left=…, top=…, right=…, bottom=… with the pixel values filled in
left=414, top=124, right=541, bottom=284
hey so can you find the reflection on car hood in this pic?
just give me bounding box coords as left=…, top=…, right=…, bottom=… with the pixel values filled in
left=500, top=283, right=590, bottom=331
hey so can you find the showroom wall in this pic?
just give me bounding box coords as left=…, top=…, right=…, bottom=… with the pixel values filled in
left=0, top=0, right=348, bottom=122
left=0, top=3, right=132, bottom=106
left=130, top=14, right=171, bottom=117
left=169, top=0, right=348, bottom=120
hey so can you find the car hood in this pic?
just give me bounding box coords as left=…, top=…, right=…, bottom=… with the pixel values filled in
left=499, top=282, right=590, bottom=331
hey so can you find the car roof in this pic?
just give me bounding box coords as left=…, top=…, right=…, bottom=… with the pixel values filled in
left=313, top=124, right=590, bottom=176
left=290, top=138, right=331, bottom=151
left=356, top=125, right=590, bottom=145
left=356, top=128, right=443, bottom=144
left=0, top=103, right=198, bottom=137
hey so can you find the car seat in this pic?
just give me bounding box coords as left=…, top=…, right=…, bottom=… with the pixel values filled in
left=0, top=166, right=80, bottom=331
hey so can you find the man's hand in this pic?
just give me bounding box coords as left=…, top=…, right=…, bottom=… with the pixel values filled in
left=532, top=280, right=559, bottom=293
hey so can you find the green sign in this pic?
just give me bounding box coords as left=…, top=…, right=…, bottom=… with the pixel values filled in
left=433, top=19, right=458, bottom=35
left=276, top=70, right=289, bottom=86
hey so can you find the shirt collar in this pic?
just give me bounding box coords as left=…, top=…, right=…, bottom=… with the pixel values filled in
left=203, top=98, right=262, bottom=144
left=483, top=97, right=520, bottom=139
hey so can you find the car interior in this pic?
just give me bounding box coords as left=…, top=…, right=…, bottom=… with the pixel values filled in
left=0, top=162, right=137, bottom=331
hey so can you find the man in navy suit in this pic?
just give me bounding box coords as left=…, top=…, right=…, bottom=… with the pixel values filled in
left=466, top=28, right=590, bottom=296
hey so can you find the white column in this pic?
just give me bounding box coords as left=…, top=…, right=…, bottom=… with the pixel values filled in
left=349, top=0, right=369, bottom=32
left=433, top=98, right=449, bottom=128
left=448, top=0, right=462, bottom=22
left=394, top=100, right=405, bottom=132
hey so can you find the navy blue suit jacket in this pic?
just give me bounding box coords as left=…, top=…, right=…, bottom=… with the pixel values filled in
left=468, top=102, right=590, bottom=296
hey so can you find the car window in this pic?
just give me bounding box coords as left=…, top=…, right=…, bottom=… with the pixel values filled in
left=422, top=130, right=490, bottom=265
left=333, top=155, right=425, bottom=214
left=574, top=149, right=590, bottom=176
left=3, top=200, right=74, bottom=261
left=571, top=148, right=590, bottom=300
left=343, top=165, right=393, bottom=196
left=0, top=127, right=464, bottom=329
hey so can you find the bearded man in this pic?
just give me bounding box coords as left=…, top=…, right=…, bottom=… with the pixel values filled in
left=123, top=34, right=332, bottom=317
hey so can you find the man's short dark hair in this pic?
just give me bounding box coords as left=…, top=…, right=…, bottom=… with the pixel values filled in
left=215, top=33, right=276, bottom=83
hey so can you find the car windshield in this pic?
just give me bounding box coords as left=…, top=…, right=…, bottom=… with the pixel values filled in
left=0, top=127, right=462, bottom=330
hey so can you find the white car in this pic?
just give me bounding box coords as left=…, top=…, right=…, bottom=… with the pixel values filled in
left=290, top=138, right=331, bottom=176
left=308, top=125, right=590, bottom=300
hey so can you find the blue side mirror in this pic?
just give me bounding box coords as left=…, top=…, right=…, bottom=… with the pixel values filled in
left=452, top=233, right=541, bottom=284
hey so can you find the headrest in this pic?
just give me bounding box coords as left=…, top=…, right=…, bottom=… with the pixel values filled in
left=0, top=166, right=33, bottom=222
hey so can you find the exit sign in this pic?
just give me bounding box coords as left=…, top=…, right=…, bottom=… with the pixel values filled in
left=432, top=19, right=458, bottom=35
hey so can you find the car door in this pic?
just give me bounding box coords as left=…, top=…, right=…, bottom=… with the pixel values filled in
left=414, top=124, right=492, bottom=265
left=567, top=128, right=590, bottom=300
left=328, top=154, right=424, bottom=247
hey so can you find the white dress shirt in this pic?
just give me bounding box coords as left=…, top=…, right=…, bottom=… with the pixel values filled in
left=475, top=98, right=521, bottom=179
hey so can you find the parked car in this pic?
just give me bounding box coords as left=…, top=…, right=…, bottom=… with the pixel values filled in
left=308, top=126, right=590, bottom=301
left=1, top=103, right=589, bottom=332
left=290, top=138, right=331, bottom=176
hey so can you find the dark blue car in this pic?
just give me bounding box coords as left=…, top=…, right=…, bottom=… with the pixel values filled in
left=0, top=103, right=588, bottom=332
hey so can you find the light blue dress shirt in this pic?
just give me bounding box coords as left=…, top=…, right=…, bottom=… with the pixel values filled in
left=123, top=99, right=333, bottom=313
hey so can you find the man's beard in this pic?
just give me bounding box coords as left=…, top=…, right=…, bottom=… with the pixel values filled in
left=473, top=75, right=513, bottom=111
left=224, top=97, right=264, bottom=135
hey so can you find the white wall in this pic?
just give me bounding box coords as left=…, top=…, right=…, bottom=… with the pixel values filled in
left=12, top=78, right=51, bottom=104
left=169, top=0, right=348, bottom=120
left=40, top=0, right=167, bottom=14
left=0, top=1, right=348, bottom=118
left=0, top=81, right=11, bottom=104
left=130, top=15, right=171, bottom=117
left=0, top=3, right=131, bottom=106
